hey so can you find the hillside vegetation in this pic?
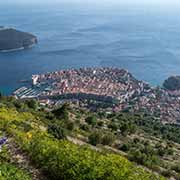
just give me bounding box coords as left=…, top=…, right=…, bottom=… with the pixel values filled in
left=0, top=96, right=167, bottom=180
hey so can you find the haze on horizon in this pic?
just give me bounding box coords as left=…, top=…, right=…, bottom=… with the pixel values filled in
left=2, top=0, right=180, bottom=6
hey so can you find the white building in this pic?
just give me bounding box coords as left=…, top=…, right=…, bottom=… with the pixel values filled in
left=32, top=75, right=39, bottom=86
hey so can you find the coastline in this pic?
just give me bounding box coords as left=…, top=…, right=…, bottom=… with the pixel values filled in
left=0, top=43, right=37, bottom=53
left=0, top=47, right=25, bottom=53
left=12, top=67, right=180, bottom=124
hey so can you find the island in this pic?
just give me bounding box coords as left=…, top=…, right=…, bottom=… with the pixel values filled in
left=0, top=27, right=37, bottom=52
left=163, top=76, right=180, bottom=91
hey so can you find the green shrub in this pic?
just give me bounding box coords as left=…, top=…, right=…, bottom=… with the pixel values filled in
left=66, top=121, right=74, bottom=131
left=171, top=164, right=180, bottom=173
left=80, top=124, right=90, bottom=131
left=25, top=99, right=38, bottom=110
left=155, top=144, right=165, bottom=156
left=15, top=131, right=165, bottom=180
left=101, top=132, right=115, bottom=146
left=97, top=121, right=104, bottom=127
left=48, top=124, right=66, bottom=139
left=52, top=104, right=69, bottom=120
left=128, top=148, right=160, bottom=169
left=108, top=122, right=118, bottom=131
left=85, top=116, right=97, bottom=127
left=161, top=169, right=173, bottom=178
left=119, top=143, right=130, bottom=152
left=88, top=130, right=102, bottom=145
left=0, top=163, right=31, bottom=180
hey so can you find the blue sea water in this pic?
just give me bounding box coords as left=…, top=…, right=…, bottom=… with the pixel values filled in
left=1, top=2, right=180, bottom=94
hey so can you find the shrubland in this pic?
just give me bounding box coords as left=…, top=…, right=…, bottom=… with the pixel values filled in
left=1, top=96, right=179, bottom=179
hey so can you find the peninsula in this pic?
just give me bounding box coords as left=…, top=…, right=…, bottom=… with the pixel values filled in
left=13, top=67, right=180, bottom=124
left=0, top=27, right=37, bottom=52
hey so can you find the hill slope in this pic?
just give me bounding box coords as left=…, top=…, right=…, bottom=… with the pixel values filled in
left=0, top=97, right=166, bottom=180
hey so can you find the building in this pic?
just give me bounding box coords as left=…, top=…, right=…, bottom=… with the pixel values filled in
left=32, top=75, right=39, bottom=86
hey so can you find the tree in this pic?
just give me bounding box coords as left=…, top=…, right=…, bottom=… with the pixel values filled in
left=108, top=122, right=118, bottom=131
left=0, top=91, right=2, bottom=98
left=120, top=123, right=129, bottom=136
left=171, top=164, right=180, bottom=173
left=119, top=143, right=130, bottom=152
left=48, top=124, right=66, bottom=139
left=128, top=149, right=147, bottom=165
left=66, top=121, right=74, bottom=131
left=101, top=132, right=115, bottom=146
left=161, top=169, right=173, bottom=178
left=13, top=101, right=23, bottom=109
left=52, top=104, right=69, bottom=120
left=85, top=116, right=97, bottom=127
left=25, top=99, right=38, bottom=110
left=156, top=144, right=166, bottom=157
left=80, top=124, right=90, bottom=131
left=88, top=131, right=102, bottom=146
left=97, top=121, right=104, bottom=127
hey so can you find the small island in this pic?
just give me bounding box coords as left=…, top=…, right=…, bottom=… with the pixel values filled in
left=163, top=76, right=180, bottom=91
left=0, top=27, right=37, bottom=52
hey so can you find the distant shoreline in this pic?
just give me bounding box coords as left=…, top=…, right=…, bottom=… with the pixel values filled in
left=0, top=47, right=25, bottom=53
left=0, top=43, right=36, bottom=53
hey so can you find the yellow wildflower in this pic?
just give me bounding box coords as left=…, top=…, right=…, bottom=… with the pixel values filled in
left=26, top=132, right=32, bottom=139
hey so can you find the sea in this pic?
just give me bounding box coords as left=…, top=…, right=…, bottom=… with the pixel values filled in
left=1, top=2, right=180, bottom=94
